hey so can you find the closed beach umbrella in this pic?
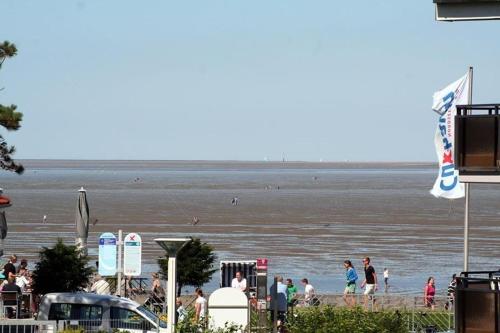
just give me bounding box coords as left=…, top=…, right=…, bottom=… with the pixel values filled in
left=0, top=211, right=7, bottom=257
left=75, top=187, right=90, bottom=255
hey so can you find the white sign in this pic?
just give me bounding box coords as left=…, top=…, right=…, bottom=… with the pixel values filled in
left=98, top=232, right=117, bottom=276
left=124, top=233, right=142, bottom=276
left=431, top=72, right=470, bottom=199
left=208, top=287, right=248, bottom=333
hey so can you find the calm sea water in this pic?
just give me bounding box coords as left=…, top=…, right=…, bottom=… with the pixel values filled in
left=2, top=160, right=500, bottom=295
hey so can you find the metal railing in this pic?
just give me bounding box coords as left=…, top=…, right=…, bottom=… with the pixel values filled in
left=0, top=320, right=57, bottom=333
left=265, top=294, right=454, bottom=333
left=58, top=319, right=160, bottom=333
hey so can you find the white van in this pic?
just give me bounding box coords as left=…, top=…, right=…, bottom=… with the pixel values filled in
left=37, top=292, right=167, bottom=333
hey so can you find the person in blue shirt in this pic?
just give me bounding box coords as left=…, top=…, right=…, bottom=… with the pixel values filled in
left=342, top=260, right=358, bottom=307
left=270, top=275, right=288, bottom=326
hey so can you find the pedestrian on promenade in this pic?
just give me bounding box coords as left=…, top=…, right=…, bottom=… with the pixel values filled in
left=231, top=271, right=247, bottom=292
left=194, top=288, right=207, bottom=324
left=424, top=276, right=436, bottom=310
left=286, top=278, right=298, bottom=308
left=150, top=272, right=165, bottom=302
left=343, top=260, right=358, bottom=307
left=360, top=257, right=377, bottom=309
left=445, top=274, right=457, bottom=310
left=300, top=278, right=316, bottom=306
left=383, top=268, right=389, bottom=292
left=175, top=297, right=188, bottom=323
left=269, top=275, right=288, bottom=325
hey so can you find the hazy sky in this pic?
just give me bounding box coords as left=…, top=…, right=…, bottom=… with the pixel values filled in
left=1, top=1, right=500, bottom=161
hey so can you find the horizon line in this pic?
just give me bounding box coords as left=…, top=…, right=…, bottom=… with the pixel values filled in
left=17, top=158, right=437, bottom=164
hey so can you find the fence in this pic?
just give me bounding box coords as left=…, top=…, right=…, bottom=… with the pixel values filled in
left=259, top=294, right=454, bottom=333
left=0, top=320, right=57, bottom=333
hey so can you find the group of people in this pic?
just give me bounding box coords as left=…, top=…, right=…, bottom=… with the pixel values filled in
left=0, top=255, right=32, bottom=318
left=341, top=257, right=380, bottom=308
left=1, top=255, right=31, bottom=293
left=342, top=257, right=457, bottom=310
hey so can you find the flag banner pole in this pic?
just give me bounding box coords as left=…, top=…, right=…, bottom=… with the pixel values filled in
left=464, top=66, right=473, bottom=272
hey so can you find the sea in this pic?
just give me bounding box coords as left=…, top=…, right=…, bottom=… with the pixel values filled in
left=1, top=160, right=500, bottom=295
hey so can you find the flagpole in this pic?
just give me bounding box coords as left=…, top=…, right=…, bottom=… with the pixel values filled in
left=464, top=66, right=473, bottom=272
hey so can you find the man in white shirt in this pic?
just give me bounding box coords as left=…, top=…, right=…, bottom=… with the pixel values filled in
left=231, top=271, right=247, bottom=292
left=301, top=278, right=316, bottom=306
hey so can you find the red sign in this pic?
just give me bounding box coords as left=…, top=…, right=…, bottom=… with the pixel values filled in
left=256, top=258, right=268, bottom=270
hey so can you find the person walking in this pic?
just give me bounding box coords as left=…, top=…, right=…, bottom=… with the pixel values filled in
left=286, top=278, right=298, bottom=308
left=269, top=275, right=288, bottom=328
left=175, top=297, right=188, bottom=323
left=194, top=288, right=207, bottom=325
left=150, top=272, right=165, bottom=303
left=342, top=260, right=358, bottom=307
left=383, top=268, right=389, bottom=292
left=360, top=257, right=377, bottom=309
left=424, top=276, right=436, bottom=310
left=300, top=278, right=316, bottom=306
left=445, top=274, right=457, bottom=310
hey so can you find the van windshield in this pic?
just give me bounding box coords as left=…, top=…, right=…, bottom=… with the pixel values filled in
left=136, top=305, right=167, bottom=328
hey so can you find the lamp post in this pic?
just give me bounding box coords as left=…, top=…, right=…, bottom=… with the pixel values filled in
left=154, top=238, right=191, bottom=333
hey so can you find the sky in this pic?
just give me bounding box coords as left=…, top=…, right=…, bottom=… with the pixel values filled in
left=1, top=0, right=500, bottom=162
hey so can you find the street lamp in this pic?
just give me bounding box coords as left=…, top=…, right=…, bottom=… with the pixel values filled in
left=154, top=238, right=191, bottom=333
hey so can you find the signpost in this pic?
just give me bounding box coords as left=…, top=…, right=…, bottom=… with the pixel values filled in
left=124, top=233, right=142, bottom=276
left=97, top=230, right=142, bottom=295
left=98, top=232, right=117, bottom=276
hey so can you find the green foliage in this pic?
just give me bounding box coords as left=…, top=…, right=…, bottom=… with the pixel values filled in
left=158, top=238, right=217, bottom=296
left=176, top=310, right=242, bottom=333
left=0, top=104, right=22, bottom=130
left=286, top=306, right=408, bottom=333
left=0, top=40, right=23, bottom=174
left=0, top=41, right=17, bottom=68
left=59, top=329, right=84, bottom=333
left=31, top=238, right=94, bottom=295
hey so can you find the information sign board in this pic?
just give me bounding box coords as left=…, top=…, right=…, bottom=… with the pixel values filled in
left=98, top=232, right=117, bottom=276
left=124, top=233, right=142, bottom=276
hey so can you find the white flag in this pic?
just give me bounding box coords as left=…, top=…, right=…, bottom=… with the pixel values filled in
left=430, top=72, right=470, bottom=199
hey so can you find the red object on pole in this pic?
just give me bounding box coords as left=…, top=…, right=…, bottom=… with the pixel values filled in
left=256, top=258, right=268, bottom=271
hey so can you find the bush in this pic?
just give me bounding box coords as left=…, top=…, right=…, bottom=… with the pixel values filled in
left=31, top=238, right=94, bottom=295
left=286, top=306, right=408, bottom=333
left=175, top=309, right=242, bottom=333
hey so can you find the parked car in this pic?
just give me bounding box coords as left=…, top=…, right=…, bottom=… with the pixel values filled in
left=37, top=292, right=167, bottom=333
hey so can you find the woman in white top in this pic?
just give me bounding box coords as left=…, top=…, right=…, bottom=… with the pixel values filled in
left=15, top=271, right=30, bottom=291
left=194, top=288, right=207, bottom=324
